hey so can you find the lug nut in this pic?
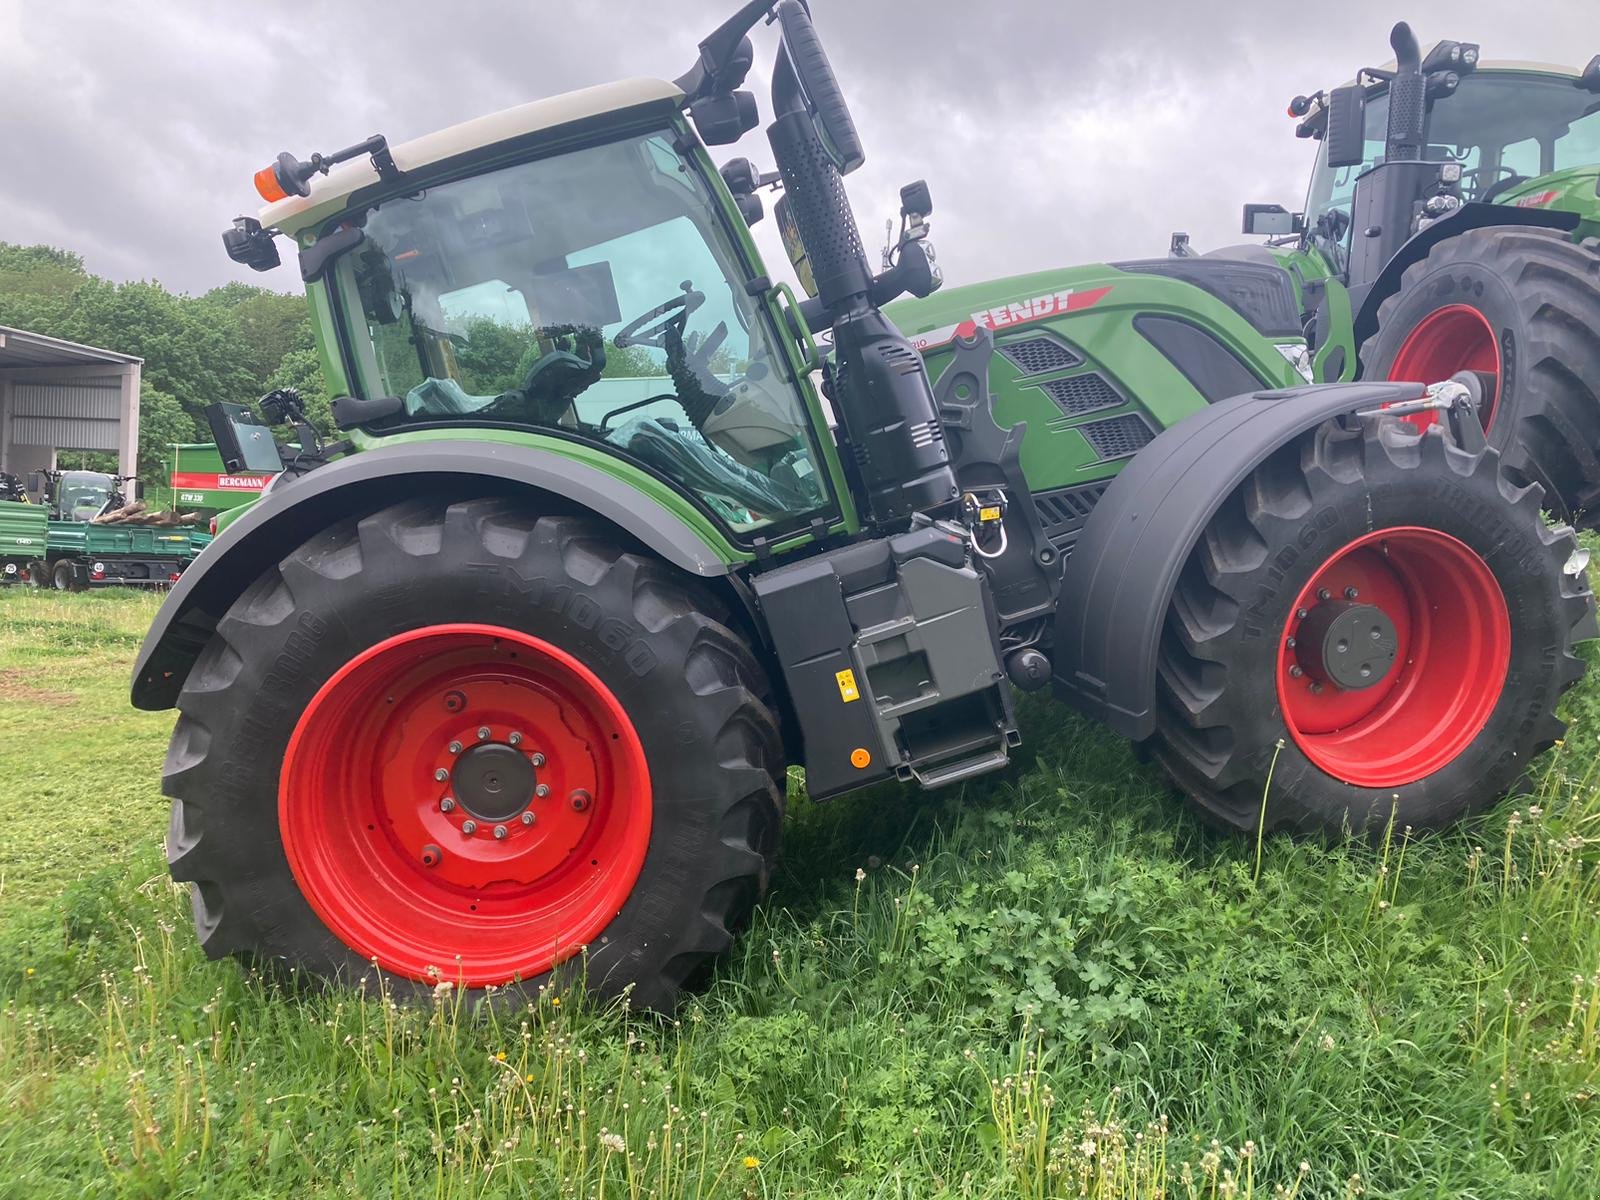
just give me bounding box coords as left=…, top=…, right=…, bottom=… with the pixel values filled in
left=531, top=752, right=546, bottom=768
left=1289, top=665, right=1304, bottom=678
left=477, top=726, right=491, bottom=740
left=420, top=844, right=442, bottom=867
left=448, top=740, right=463, bottom=754
left=461, top=819, right=478, bottom=835
left=1285, top=636, right=1296, bottom=649
left=434, top=768, right=449, bottom=782
left=1310, top=682, right=1324, bottom=695
left=1317, top=588, right=1331, bottom=601
left=570, top=788, right=592, bottom=812
left=1345, top=587, right=1359, bottom=599
left=440, top=797, right=456, bottom=812
left=493, top=824, right=508, bottom=840
left=509, top=732, right=523, bottom=746
left=1296, top=608, right=1309, bottom=620
left=535, top=783, right=551, bottom=798
left=521, top=811, right=535, bottom=826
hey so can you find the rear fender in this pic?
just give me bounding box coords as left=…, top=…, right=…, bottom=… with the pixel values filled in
left=1052, top=380, right=1428, bottom=740
left=130, top=440, right=743, bottom=710
left=1351, top=204, right=1579, bottom=349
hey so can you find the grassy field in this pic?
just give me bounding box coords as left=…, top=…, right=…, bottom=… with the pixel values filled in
left=1, top=588, right=1598, bottom=1199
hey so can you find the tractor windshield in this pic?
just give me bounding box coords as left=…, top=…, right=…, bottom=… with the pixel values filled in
left=1305, top=70, right=1600, bottom=269
left=328, top=131, right=830, bottom=535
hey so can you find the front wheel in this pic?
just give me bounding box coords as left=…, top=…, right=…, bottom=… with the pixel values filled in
left=1152, top=418, right=1591, bottom=836
left=163, top=498, right=784, bottom=1010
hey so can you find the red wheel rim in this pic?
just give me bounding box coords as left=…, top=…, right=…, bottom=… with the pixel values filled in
left=279, top=624, right=651, bottom=986
left=1386, top=304, right=1502, bottom=430
left=1276, top=528, right=1510, bottom=788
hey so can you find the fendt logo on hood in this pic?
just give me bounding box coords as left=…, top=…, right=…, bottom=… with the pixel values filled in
left=906, top=286, right=1113, bottom=352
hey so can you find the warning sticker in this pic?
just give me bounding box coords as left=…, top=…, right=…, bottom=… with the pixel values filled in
left=835, top=668, right=861, bottom=703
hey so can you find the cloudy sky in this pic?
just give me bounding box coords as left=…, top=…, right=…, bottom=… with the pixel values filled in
left=1, top=0, right=1593, bottom=299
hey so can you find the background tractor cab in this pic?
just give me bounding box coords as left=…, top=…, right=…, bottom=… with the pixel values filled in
left=30, top=469, right=139, bottom=522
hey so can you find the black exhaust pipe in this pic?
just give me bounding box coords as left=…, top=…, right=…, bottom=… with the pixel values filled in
left=1385, top=22, right=1426, bottom=162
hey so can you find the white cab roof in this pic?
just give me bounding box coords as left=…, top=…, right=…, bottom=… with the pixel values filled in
left=260, top=77, right=684, bottom=236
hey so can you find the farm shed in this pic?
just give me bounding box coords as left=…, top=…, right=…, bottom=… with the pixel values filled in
left=0, top=325, right=142, bottom=477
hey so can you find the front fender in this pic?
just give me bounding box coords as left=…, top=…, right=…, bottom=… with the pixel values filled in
left=131, top=440, right=742, bottom=710
left=1052, top=380, right=1426, bottom=741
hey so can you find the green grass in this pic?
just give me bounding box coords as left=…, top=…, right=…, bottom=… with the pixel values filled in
left=1, top=588, right=1598, bottom=1198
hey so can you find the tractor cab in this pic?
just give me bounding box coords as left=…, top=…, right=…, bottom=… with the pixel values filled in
left=1281, top=31, right=1600, bottom=293
left=46, top=470, right=120, bottom=522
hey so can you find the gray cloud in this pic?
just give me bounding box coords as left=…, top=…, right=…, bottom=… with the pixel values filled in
left=1, top=0, right=1593, bottom=298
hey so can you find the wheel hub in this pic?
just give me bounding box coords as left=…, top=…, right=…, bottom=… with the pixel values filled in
left=451, top=742, right=535, bottom=821
left=1294, top=600, right=1397, bottom=691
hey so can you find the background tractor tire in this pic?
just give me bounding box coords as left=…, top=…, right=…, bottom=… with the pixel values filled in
left=1151, top=418, right=1591, bottom=837
left=1360, top=227, right=1600, bottom=524
left=51, top=560, right=77, bottom=592
left=24, top=559, right=46, bottom=587
left=162, top=497, right=784, bottom=1012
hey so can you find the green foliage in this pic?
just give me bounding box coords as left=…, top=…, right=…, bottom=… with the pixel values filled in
left=3, top=586, right=1600, bottom=1198
left=0, top=241, right=311, bottom=444
left=134, top=384, right=194, bottom=479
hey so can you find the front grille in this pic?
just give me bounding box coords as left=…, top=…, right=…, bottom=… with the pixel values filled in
left=1037, top=372, right=1124, bottom=419
left=998, top=333, right=1083, bottom=376
left=1080, top=414, right=1155, bottom=461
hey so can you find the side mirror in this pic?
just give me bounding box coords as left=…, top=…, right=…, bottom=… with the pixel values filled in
left=1324, top=85, right=1367, bottom=169
left=1242, top=203, right=1304, bottom=237
left=205, top=402, right=286, bottom=475
left=1581, top=55, right=1600, bottom=93
left=774, top=195, right=818, bottom=298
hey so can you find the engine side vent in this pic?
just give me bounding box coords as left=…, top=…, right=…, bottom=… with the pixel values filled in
left=1037, top=373, right=1125, bottom=419
left=1032, top=481, right=1109, bottom=561
left=878, top=342, right=923, bottom=375
left=1079, top=414, right=1155, bottom=461
left=997, top=333, right=1083, bottom=376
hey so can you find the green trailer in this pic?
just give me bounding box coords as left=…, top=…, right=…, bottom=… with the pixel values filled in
left=0, top=495, right=49, bottom=585
left=22, top=469, right=212, bottom=591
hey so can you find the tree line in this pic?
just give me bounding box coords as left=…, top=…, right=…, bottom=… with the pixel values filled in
left=0, top=242, right=326, bottom=478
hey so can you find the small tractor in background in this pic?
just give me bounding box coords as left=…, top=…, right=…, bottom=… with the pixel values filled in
left=1201, top=23, right=1600, bottom=521
left=133, top=1, right=1593, bottom=1011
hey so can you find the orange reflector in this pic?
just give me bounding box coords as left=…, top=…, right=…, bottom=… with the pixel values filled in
left=850, top=748, right=871, bottom=769
left=254, top=164, right=288, bottom=203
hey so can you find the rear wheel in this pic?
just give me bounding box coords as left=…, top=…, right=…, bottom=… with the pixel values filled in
left=1152, top=418, right=1590, bottom=836
left=163, top=498, right=784, bottom=1010
left=24, top=560, right=46, bottom=588
left=1361, top=227, right=1600, bottom=523
left=51, top=560, right=76, bottom=591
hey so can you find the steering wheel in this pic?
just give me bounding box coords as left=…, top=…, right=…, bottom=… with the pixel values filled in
left=1463, top=165, right=1525, bottom=201
left=614, top=282, right=705, bottom=349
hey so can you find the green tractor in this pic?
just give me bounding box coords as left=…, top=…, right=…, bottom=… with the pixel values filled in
left=133, top=2, right=1592, bottom=1010
left=1207, top=23, right=1600, bottom=518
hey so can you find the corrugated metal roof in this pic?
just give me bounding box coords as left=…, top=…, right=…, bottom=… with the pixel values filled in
left=0, top=326, right=142, bottom=370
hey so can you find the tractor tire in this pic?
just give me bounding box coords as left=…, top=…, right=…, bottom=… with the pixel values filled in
left=1360, top=226, right=1600, bottom=524
left=1151, top=418, right=1591, bottom=837
left=24, top=560, right=46, bottom=588
left=162, top=497, right=784, bottom=1011
left=51, top=560, right=77, bottom=592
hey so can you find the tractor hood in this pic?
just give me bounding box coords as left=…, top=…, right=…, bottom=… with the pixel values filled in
left=258, top=78, right=685, bottom=238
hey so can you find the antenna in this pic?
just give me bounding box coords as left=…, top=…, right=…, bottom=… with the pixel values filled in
left=881, top=218, right=894, bottom=271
